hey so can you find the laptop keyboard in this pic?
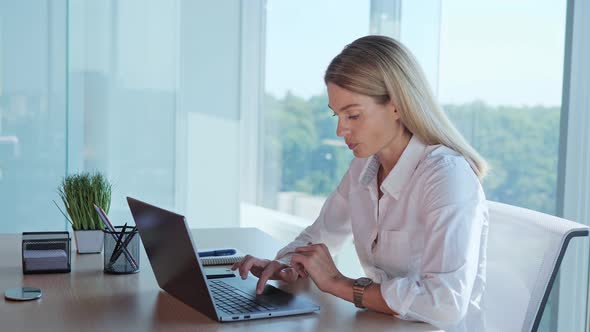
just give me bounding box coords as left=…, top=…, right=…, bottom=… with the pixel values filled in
left=209, top=280, right=277, bottom=315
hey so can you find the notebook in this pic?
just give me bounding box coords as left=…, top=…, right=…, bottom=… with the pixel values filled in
left=200, top=255, right=245, bottom=266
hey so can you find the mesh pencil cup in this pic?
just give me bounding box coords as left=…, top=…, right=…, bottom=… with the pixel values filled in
left=103, top=226, right=140, bottom=274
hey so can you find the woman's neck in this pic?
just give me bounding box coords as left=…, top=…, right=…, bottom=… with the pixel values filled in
left=376, top=128, right=412, bottom=178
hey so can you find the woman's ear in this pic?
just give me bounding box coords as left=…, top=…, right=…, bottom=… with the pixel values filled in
left=387, top=101, right=401, bottom=120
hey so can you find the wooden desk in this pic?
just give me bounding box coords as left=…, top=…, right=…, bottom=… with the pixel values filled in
left=0, top=228, right=440, bottom=331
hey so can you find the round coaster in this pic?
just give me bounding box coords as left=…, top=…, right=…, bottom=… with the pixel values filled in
left=4, top=287, right=42, bottom=301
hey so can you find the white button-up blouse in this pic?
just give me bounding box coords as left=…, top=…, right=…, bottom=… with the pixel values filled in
left=275, top=135, right=488, bottom=332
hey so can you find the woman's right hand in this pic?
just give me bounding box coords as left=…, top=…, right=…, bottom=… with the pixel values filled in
left=231, top=255, right=300, bottom=294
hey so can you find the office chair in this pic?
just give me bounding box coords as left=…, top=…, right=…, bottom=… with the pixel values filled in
left=484, top=201, right=589, bottom=332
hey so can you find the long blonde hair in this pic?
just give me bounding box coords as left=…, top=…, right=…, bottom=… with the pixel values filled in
left=324, top=35, right=488, bottom=179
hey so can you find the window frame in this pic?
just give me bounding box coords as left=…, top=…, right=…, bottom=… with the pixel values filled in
left=555, top=0, right=590, bottom=331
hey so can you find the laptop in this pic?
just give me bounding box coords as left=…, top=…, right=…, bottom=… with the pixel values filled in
left=126, top=196, right=320, bottom=322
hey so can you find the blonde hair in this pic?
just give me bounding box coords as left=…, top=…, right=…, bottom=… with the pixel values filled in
left=324, top=35, right=488, bottom=180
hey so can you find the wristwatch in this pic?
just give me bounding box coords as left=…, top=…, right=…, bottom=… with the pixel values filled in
left=353, top=277, right=373, bottom=308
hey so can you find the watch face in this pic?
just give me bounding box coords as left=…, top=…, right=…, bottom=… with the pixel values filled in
left=354, top=277, right=373, bottom=287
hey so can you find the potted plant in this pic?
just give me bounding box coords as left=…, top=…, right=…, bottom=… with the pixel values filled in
left=54, top=172, right=112, bottom=254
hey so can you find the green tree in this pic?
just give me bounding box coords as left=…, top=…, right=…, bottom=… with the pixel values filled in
left=445, top=102, right=559, bottom=214
left=266, top=94, right=560, bottom=215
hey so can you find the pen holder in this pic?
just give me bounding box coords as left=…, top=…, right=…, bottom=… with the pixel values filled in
left=103, top=226, right=140, bottom=274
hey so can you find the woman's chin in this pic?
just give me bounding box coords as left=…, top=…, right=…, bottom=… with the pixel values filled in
left=352, top=149, right=370, bottom=158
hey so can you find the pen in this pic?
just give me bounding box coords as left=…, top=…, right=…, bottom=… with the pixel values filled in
left=198, top=249, right=237, bottom=257
left=94, top=204, right=138, bottom=269
left=109, top=226, right=138, bottom=267
left=108, top=223, right=127, bottom=267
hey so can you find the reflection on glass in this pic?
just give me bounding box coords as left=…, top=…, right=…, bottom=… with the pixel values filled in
left=68, top=0, right=177, bottom=224
left=0, top=1, right=67, bottom=232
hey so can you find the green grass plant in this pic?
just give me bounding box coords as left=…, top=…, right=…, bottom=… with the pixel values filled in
left=54, top=172, right=111, bottom=230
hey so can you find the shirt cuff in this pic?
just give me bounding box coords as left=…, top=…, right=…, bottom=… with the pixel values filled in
left=274, top=254, right=292, bottom=266
left=380, top=277, right=422, bottom=318
left=275, top=238, right=312, bottom=265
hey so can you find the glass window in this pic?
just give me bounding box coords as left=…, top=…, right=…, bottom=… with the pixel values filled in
left=438, top=0, right=566, bottom=215
left=261, top=0, right=371, bottom=221
left=260, top=0, right=566, bottom=223
left=257, top=0, right=400, bottom=277
left=68, top=0, right=243, bottom=228
left=437, top=2, right=566, bottom=331
left=0, top=1, right=67, bottom=232
left=0, top=0, right=243, bottom=232
left=67, top=0, right=178, bottom=224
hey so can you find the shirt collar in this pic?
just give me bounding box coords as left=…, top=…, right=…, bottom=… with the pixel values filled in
left=358, top=135, right=427, bottom=200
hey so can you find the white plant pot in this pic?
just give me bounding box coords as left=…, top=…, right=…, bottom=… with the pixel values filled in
left=74, top=230, right=104, bottom=254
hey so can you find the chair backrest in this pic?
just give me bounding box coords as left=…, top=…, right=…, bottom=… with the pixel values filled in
left=485, top=201, right=588, bottom=332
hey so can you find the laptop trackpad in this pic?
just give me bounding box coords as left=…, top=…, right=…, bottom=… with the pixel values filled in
left=257, top=284, right=295, bottom=305
left=221, top=277, right=295, bottom=306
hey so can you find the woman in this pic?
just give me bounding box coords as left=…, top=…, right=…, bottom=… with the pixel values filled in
left=232, top=35, right=488, bottom=332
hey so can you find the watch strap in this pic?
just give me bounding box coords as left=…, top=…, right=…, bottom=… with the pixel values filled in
left=353, top=285, right=365, bottom=308
left=353, top=278, right=373, bottom=308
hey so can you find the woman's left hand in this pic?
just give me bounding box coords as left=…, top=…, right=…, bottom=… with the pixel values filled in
left=291, top=243, right=345, bottom=294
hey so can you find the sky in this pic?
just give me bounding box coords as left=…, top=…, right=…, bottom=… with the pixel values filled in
left=265, top=0, right=567, bottom=107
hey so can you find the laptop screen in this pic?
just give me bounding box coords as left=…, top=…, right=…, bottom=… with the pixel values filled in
left=127, top=196, right=219, bottom=320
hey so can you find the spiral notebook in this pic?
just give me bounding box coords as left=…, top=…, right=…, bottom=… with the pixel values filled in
left=198, top=248, right=245, bottom=266
left=200, top=255, right=245, bottom=266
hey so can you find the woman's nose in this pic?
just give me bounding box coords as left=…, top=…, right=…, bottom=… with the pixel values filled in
left=336, top=119, right=350, bottom=137
left=336, top=120, right=345, bottom=137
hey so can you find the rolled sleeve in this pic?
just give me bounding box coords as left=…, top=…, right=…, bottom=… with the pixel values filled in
left=381, top=277, right=422, bottom=317
left=381, top=266, right=475, bottom=326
